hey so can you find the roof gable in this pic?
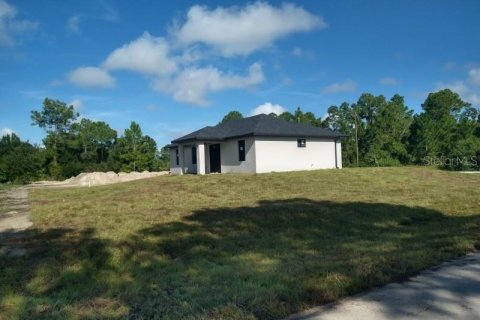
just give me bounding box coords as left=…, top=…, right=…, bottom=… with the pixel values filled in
left=172, top=114, right=344, bottom=143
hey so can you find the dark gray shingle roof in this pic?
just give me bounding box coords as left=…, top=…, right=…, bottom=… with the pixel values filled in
left=171, top=114, right=344, bottom=144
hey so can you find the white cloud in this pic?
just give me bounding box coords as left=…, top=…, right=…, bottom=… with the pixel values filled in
left=67, top=2, right=323, bottom=103
left=1, top=127, right=14, bottom=136
left=435, top=68, right=480, bottom=106
left=0, top=1, right=15, bottom=20
left=468, top=68, right=480, bottom=87
left=66, top=14, right=81, bottom=34
left=174, top=2, right=325, bottom=56
left=436, top=80, right=469, bottom=96
left=67, top=66, right=115, bottom=88
left=250, top=102, right=287, bottom=116
left=68, top=99, right=83, bottom=111
left=291, top=47, right=314, bottom=59
left=467, top=94, right=480, bottom=106
left=103, top=32, right=176, bottom=76
left=99, top=0, right=119, bottom=22
left=175, top=46, right=204, bottom=64
left=0, top=0, right=38, bottom=46
left=380, top=77, right=399, bottom=86
left=322, top=79, right=357, bottom=94
left=154, top=62, right=264, bottom=105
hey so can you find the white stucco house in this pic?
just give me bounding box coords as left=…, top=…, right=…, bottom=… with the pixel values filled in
left=167, top=114, right=345, bottom=175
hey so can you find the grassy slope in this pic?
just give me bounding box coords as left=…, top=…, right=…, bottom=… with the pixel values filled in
left=1, top=167, right=479, bottom=319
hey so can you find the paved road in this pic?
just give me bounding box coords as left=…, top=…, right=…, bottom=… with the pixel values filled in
left=289, top=253, right=480, bottom=320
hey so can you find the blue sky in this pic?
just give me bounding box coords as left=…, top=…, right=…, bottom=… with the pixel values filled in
left=1, top=0, right=479, bottom=148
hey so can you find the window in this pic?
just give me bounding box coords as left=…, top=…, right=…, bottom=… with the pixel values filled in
left=297, top=139, right=306, bottom=148
left=238, top=140, right=246, bottom=161
left=192, top=147, right=197, bottom=164
left=175, top=149, right=179, bottom=165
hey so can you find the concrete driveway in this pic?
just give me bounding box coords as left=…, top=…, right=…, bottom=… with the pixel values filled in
left=289, top=252, right=480, bottom=320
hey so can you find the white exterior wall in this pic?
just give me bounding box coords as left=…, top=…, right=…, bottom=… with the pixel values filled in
left=220, top=137, right=256, bottom=173
left=196, top=142, right=206, bottom=174
left=170, top=137, right=341, bottom=174
left=182, top=146, right=197, bottom=174
left=169, top=145, right=197, bottom=174
left=169, top=148, right=182, bottom=174
left=254, top=137, right=339, bottom=173
left=205, top=146, right=211, bottom=173
left=335, top=141, right=342, bottom=169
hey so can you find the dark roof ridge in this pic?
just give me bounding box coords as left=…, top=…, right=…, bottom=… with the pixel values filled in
left=171, top=113, right=345, bottom=144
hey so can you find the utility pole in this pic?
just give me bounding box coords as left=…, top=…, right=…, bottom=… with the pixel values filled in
left=133, top=139, right=136, bottom=172
left=353, top=110, right=359, bottom=167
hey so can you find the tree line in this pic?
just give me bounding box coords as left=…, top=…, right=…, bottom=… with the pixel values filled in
left=221, top=89, right=480, bottom=170
left=0, top=98, right=168, bottom=184
left=1, top=89, right=479, bottom=184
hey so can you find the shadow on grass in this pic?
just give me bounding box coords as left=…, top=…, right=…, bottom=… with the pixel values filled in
left=1, top=199, right=479, bottom=319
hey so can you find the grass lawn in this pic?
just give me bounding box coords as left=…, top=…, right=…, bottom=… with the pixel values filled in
left=1, top=167, right=479, bottom=319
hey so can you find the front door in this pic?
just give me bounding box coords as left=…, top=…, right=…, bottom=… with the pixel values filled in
left=209, top=144, right=221, bottom=173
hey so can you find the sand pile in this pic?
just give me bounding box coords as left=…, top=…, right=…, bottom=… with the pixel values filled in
left=32, top=171, right=168, bottom=187
left=65, top=171, right=168, bottom=186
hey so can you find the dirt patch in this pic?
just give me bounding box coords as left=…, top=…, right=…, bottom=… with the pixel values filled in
left=31, top=171, right=169, bottom=188
left=0, top=187, right=32, bottom=257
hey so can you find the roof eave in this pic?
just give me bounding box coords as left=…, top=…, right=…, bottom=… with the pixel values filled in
left=171, top=137, right=226, bottom=144
left=245, top=133, right=345, bottom=139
